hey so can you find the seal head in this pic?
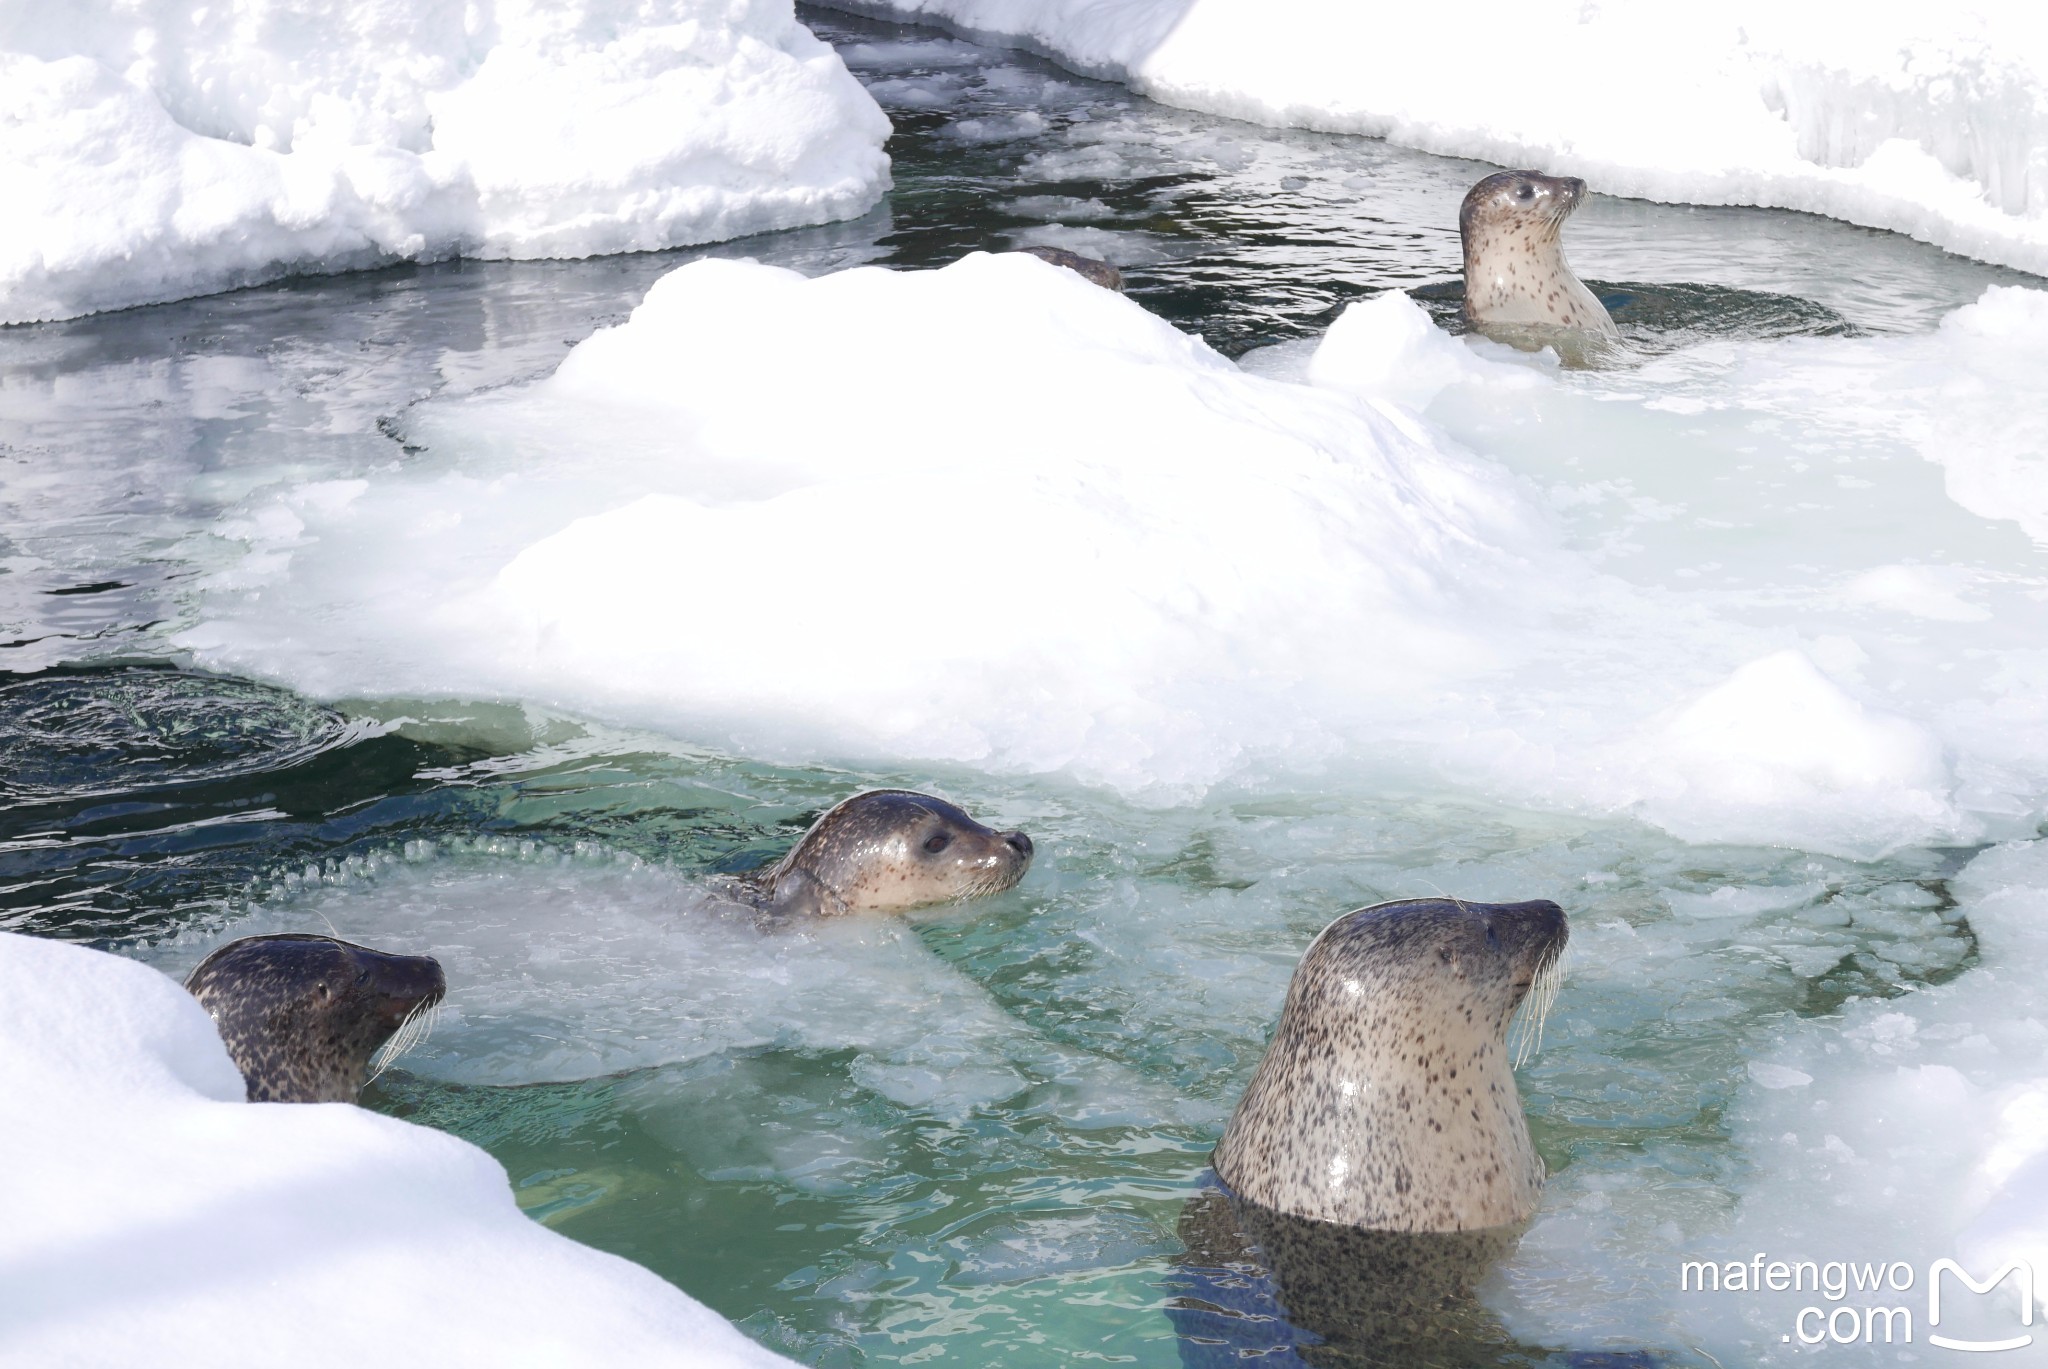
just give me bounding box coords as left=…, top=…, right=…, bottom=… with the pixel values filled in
left=751, top=789, right=1034, bottom=918
left=185, top=934, right=446, bottom=1103
left=1459, top=171, right=1617, bottom=337
left=1212, top=897, right=1567, bottom=1232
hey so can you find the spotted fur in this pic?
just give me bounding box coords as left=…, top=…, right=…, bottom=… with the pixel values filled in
left=185, top=934, right=446, bottom=1103
left=1459, top=170, right=1618, bottom=337
left=738, top=789, right=1033, bottom=919
left=1212, top=898, right=1568, bottom=1232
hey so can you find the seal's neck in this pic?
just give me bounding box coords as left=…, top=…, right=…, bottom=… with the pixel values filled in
left=1213, top=991, right=1543, bottom=1232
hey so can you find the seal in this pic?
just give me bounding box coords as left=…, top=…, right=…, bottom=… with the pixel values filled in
left=1170, top=1186, right=1526, bottom=1366
left=741, top=789, right=1034, bottom=919
left=1459, top=170, right=1617, bottom=338
left=1018, top=245, right=1125, bottom=292
left=185, top=933, right=446, bottom=1103
left=1211, top=897, right=1567, bottom=1232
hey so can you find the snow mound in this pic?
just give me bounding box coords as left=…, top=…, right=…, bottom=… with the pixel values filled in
left=0, top=0, right=891, bottom=324
left=0, top=930, right=796, bottom=1368
left=182, top=250, right=1554, bottom=804
left=815, top=0, right=2048, bottom=276
left=178, top=251, right=2027, bottom=858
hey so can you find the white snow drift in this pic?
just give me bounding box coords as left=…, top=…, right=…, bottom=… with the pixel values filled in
left=816, top=0, right=2048, bottom=276
left=0, top=0, right=891, bottom=324
left=0, top=930, right=796, bottom=1369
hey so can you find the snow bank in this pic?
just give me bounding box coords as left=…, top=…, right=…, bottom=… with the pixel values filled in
left=0, top=930, right=796, bottom=1368
left=0, top=0, right=890, bottom=324
left=815, top=0, right=2048, bottom=277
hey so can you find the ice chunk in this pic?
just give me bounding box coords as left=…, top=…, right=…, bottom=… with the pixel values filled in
left=1634, top=650, right=1960, bottom=853
left=0, top=931, right=796, bottom=1367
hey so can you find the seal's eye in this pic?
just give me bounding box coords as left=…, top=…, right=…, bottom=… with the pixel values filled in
left=923, top=831, right=952, bottom=854
left=1517, top=184, right=1534, bottom=200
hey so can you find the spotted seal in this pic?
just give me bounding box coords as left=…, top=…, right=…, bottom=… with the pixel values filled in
left=185, top=933, right=446, bottom=1103
left=1018, top=245, right=1125, bottom=291
left=1211, top=897, right=1568, bottom=1232
left=1459, top=171, right=1617, bottom=338
left=740, top=789, right=1034, bottom=919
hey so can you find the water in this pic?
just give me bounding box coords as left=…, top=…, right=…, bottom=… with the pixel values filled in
left=2, top=6, right=2043, bottom=1366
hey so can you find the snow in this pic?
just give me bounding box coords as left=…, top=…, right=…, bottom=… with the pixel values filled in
left=0, top=929, right=797, bottom=1369
left=813, top=0, right=2048, bottom=277
left=0, top=0, right=891, bottom=324
left=179, top=256, right=2048, bottom=861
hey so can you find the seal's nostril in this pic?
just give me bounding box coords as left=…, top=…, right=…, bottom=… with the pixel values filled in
left=1003, top=831, right=1033, bottom=858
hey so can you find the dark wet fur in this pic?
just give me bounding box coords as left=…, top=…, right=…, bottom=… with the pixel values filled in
left=1169, top=1183, right=1670, bottom=1369
left=1018, top=245, right=1126, bottom=291
left=185, top=933, right=445, bottom=1103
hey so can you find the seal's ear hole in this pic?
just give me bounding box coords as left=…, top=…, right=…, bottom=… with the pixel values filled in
left=1438, top=948, right=1454, bottom=964
left=923, top=831, right=952, bottom=855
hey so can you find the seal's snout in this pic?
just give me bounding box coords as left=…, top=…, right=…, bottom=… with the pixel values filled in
left=1002, top=830, right=1034, bottom=860
left=1492, top=898, right=1568, bottom=975
left=353, top=946, right=447, bottom=1025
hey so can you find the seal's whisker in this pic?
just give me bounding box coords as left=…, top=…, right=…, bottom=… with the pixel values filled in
left=1508, top=944, right=1565, bottom=1069
left=368, top=997, right=440, bottom=1085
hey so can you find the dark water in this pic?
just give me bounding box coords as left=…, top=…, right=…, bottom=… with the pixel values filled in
left=0, top=6, right=2038, bottom=1367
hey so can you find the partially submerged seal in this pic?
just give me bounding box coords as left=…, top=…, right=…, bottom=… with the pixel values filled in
left=1212, top=897, right=1567, bottom=1232
left=1459, top=171, right=1617, bottom=339
left=740, top=789, right=1034, bottom=919
left=1018, top=245, right=1125, bottom=291
left=185, top=933, right=446, bottom=1103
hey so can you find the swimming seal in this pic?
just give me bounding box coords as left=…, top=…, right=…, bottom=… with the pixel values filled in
left=1211, top=897, right=1567, bottom=1232
left=185, top=933, right=446, bottom=1103
left=741, top=789, right=1033, bottom=918
left=1459, top=171, right=1617, bottom=338
left=1018, top=246, right=1125, bottom=291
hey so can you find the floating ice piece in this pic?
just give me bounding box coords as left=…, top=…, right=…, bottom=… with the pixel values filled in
left=1633, top=650, right=1963, bottom=855
left=0, top=931, right=797, bottom=1368
left=1306, top=291, right=1545, bottom=409
left=0, top=0, right=891, bottom=323
left=820, top=0, right=2048, bottom=275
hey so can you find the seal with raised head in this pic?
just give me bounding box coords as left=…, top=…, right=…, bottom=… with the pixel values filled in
left=741, top=789, right=1034, bottom=919
left=185, top=933, right=446, bottom=1103
left=1212, top=897, right=1567, bottom=1232
left=1460, top=171, right=1617, bottom=338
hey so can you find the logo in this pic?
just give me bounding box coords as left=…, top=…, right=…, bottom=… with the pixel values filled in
left=1676, top=1253, right=2038, bottom=1352
left=1929, top=1259, right=2034, bottom=1353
